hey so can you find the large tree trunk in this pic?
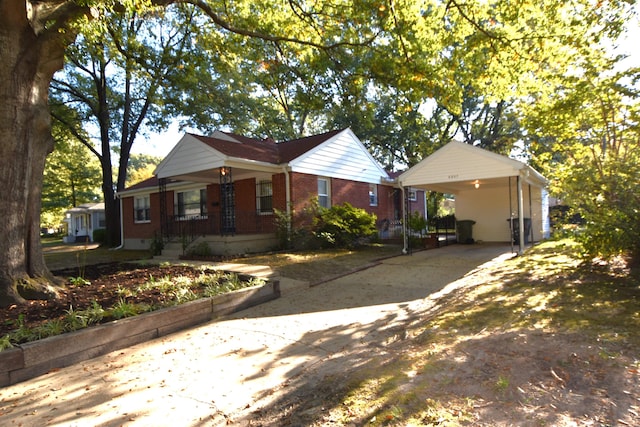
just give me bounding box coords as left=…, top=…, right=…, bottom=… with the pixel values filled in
left=0, top=3, right=75, bottom=307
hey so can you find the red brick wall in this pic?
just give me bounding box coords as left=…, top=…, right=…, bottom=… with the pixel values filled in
left=121, top=173, right=406, bottom=241
left=289, top=172, right=319, bottom=215
left=121, top=190, right=171, bottom=240
left=272, top=173, right=287, bottom=212
left=234, top=178, right=256, bottom=212
left=288, top=172, right=401, bottom=228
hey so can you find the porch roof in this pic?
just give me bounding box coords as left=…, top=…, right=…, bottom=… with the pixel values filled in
left=65, top=202, right=104, bottom=214
left=398, top=141, right=547, bottom=194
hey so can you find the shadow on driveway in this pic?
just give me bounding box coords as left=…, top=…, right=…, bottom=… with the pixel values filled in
left=0, top=243, right=515, bottom=427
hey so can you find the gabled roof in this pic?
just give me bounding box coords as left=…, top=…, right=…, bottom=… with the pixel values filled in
left=65, top=203, right=104, bottom=214
left=148, top=128, right=388, bottom=185
left=399, top=141, right=547, bottom=193
left=190, top=133, right=280, bottom=163
left=276, top=129, right=344, bottom=162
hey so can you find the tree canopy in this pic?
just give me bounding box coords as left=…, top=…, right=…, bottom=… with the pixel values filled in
left=0, top=0, right=638, bottom=307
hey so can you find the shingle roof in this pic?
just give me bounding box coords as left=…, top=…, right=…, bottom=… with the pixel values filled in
left=124, top=176, right=160, bottom=191
left=190, top=133, right=280, bottom=163
left=122, top=129, right=349, bottom=191
left=190, top=129, right=345, bottom=164
left=276, top=129, right=344, bottom=162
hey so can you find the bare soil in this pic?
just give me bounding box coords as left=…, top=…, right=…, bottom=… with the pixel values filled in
left=0, top=263, right=220, bottom=338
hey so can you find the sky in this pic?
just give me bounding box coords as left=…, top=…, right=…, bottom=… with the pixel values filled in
left=133, top=10, right=640, bottom=159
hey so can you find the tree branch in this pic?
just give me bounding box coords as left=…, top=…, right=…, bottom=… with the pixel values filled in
left=174, top=0, right=378, bottom=50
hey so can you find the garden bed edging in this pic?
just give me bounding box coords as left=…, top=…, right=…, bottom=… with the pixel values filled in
left=0, top=279, right=280, bottom=387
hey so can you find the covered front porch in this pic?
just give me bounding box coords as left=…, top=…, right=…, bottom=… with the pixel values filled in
left=153, top=133, right=287, bottom=255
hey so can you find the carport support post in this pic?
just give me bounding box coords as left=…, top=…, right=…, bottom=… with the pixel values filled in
left=517, top=175, right=525, bottom=255
left=401, top=186, right=409, bottom=254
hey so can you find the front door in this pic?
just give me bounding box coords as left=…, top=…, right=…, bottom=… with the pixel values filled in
left=74, top=214, right=89, bottom=241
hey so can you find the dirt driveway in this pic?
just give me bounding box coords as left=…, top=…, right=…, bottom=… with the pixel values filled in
left=0, top=244, right=514, bottom=426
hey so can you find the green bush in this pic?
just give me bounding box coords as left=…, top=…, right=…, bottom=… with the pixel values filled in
left=92, top=228, right=106, bottom=244
left=273, top=207, right=293, bottom=249
left=407, top=211, right=428, bottom=237
left=149, top=233, right=164, bottom=255
left=315, top=202, right=378, bottom=248
left=185, top=241, right=213, bottom=258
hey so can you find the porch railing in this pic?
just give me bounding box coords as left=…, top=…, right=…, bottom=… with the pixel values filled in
left=162, top=211, right=277, bottom=244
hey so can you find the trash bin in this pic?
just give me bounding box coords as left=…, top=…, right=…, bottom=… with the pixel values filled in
left=456, top=220, right=476, bottom=244
left=507, top=218, right=531, bottom=244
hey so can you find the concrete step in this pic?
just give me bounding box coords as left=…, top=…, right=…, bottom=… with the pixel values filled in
left=154, top=242, right=183, bottom=260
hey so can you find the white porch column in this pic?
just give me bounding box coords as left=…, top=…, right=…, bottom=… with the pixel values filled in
left=402, top=187, right=408, bottom=254
left=517, top=175, right=525, bottom=255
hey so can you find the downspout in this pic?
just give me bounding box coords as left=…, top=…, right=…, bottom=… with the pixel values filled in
left=282, top=165, right=292, bottom=242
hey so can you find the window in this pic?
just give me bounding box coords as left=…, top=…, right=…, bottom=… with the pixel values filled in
left=97, top=212, right=106, bottom=228
left=318, top=178, right=330, bottom=208
left=369, top=184, right=378, bottom=206
left=176, top=188, right=207, bottom=218
left=256, top=180, right=273, bottom=214
left=408, top=190, right=417, bottom=202
left=134, top=195, right=151, bottom=223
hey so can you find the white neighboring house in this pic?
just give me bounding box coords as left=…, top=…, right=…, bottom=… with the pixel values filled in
left=63, top=203, right=106, bottom=243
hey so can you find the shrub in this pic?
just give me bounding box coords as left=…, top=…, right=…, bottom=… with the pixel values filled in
left=407, top=211, right=428, bottom=237
left=185, top=241, right=213, bottom=258
left=149, top=232, right=164, bottom=256
left=92, top=228, right=106, bottom=244
left=273, top=207, right=293, bottom=249
left=315, top=202, right=378, bottom=248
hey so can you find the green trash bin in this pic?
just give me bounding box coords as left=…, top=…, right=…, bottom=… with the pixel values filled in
left=456, top=220, right=476, bottom=244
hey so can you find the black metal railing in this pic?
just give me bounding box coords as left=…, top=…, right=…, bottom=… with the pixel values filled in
left=162, top=211, right=277, bottom=244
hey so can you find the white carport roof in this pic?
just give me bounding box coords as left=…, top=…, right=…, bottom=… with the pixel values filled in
left=398, top=141, right=547, bottom=193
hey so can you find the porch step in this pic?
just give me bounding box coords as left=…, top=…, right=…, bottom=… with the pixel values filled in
left=154, top=242, right=183, bottom=261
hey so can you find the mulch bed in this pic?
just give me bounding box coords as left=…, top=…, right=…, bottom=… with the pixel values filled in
left=0, top=263, right=220, bottom=338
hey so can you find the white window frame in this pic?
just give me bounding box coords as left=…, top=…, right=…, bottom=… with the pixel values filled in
left=175, top=188, right=207, bottom=219
left=256, top=180, right=273, bottom=215
left=369, top=184, right=378, bottom=206
left=134, top=195, right=151, bottom=223
left=318, top=178, right=330, bottom=208
left=408, top=189, right=417, bottom=202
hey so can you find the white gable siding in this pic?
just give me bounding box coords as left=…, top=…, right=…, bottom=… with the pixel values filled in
left=289, top=129, right=388, bottom=183
left=155, top=134, right=226, bottom=179
left=400, top=142, right=522, bottom=187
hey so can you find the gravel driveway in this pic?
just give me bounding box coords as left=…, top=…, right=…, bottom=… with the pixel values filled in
left=0, top=244, right=514, bottom=426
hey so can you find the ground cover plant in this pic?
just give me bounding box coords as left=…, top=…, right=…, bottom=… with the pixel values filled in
left=0, top=262, right=264, bottom=350
left=0, top=242, right=400, bottom=351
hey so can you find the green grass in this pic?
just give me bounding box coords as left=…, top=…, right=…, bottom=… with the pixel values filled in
left=43, top=241, right=150, bottom=271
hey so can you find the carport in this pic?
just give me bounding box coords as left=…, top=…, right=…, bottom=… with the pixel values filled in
left=398, top=141, right=550, bottom=254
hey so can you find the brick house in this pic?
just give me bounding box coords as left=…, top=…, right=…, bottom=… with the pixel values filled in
left=117, top=128, right=423, bottom=255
